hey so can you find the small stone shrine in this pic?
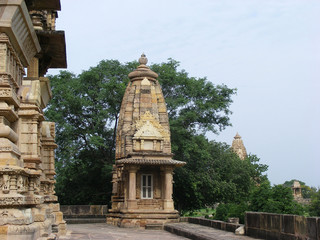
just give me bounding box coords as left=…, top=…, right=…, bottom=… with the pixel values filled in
left=0, top=0, right=67, bottom=239
left=107, top=54, right=186, bottom=228
left=231, top=133, right=247, bottom=160
left=291, top=181, right=311, bottom=205
left=292, top=180, right=302, bottom=199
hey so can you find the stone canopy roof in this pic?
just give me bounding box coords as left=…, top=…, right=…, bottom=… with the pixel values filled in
left=116, top=158, right=186, bottom=166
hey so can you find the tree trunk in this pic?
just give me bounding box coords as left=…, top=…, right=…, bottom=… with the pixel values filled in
left=109, top=114, right=118, bottom=160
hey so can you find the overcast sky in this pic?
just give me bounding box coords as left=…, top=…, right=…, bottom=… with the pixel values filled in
left=48, top=0, right=320, bottom=188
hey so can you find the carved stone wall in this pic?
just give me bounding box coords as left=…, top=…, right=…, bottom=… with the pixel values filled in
left=0, top=0, right=67, bottom=239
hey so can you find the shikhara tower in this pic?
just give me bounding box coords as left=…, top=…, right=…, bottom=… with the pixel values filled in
left=231, top=133, right=247, bottom=160
left=107, top=54, right=185, bottom=228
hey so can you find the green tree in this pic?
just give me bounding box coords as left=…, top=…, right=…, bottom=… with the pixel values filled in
left=249, top=179, right=272, bottom=212
left=267, top=184, right=304, bottom=215
left=173, top=137, right=268, bottom=211
left=46, top=60, right=136, bottom=204
left=309, top=189, right=320, bottom=217
left=46, top=58, right=264, bottom=208
left=152, top=59, right=234, bottom=134
left=214, top=202, right=249, bottom=223
left=249, top=180, right=304, bottom=215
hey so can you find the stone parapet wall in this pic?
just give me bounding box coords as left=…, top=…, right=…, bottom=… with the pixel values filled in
left=61, top=205, right=108, bottom=224
left=245, top=211, right=320, bottom=240
left=61, top=205, right=108, bottom=217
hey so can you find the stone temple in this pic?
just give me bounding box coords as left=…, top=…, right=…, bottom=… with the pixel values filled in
left=231, top=133, right=247, bottom=160
left=0, top=0, right=67, bottom=239
left=107, top=54, right=186, bottom=228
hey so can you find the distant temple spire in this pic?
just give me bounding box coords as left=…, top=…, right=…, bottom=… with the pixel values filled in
left=231, top=133, right=247, bottom=160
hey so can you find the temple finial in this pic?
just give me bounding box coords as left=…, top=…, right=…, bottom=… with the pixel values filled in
left=139, top=53, right=148, bottom=65
left=234, top=132, right=241, bottom=139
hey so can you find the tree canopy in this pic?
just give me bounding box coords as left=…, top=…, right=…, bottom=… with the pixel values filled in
left=309, top=188, right=320, bottom=217
left=46, top=58, right=269, bottom=209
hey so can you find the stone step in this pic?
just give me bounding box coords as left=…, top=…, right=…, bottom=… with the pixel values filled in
left=64, top=214, right=106, bottom=219
left=65, top=218, right=106, bottom=224
left=145, top=223, right=164, bottom=230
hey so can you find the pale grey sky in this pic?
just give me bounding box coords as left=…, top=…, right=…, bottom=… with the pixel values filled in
left=48, top=0, right=320, bottom=188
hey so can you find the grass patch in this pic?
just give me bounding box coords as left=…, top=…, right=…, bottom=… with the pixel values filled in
left=182, top=208, right=216, bottom=218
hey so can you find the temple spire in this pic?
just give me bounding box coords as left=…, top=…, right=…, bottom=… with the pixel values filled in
left=108, top=54, right=185, bottom=228
left=231, top=133, right=247, bottom=160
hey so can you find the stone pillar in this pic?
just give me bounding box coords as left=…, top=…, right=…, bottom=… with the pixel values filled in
left=127, top=166, right=139, bottom=209
left=27, top=57, right=39, bottom=78
left=162, top=166, right=174, bottom=210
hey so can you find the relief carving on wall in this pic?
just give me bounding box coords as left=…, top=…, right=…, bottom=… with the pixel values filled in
left=133, top=111, right=170, bottom=152
left=134, top=111, right=169, bottom=139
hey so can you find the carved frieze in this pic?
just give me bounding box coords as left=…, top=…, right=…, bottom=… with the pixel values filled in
left=135, top=111, right=170, bottom=139
left=0, top=196, right=24, bottom=205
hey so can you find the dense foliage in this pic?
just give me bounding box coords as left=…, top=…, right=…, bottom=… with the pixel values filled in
left=214, top=179, right=306, bottom=223
left=309, top=189, right=320, bottom=217
left=250, top=180, right=305, bottom=214
left=46, top=58, right=270, bottom=210
left=46, top=61, right=135, bottom=204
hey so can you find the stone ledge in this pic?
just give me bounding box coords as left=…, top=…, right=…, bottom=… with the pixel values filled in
left=165, top=223, right=255, bottom=240
left=187, top=217, right=243, bottom=233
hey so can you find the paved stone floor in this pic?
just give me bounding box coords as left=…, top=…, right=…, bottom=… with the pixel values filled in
left=64, top=223, right=188, bottom=239
left=63, top=223, right=261, bottom=240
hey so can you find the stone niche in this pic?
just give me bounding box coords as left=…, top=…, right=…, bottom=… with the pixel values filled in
left=133, top=112, right=165, bottom=152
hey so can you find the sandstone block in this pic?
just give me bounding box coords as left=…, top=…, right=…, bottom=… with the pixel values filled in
left=55, top=212, right=63, bottom=223
left=235, top=225, right=245, bottom=235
